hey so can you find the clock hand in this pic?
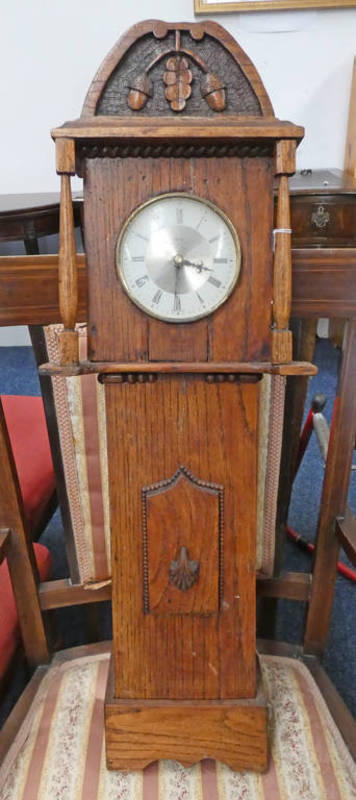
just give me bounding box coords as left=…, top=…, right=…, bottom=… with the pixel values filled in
left=173, top=257, right=181, bottom=299
left=182, top=259, right=213, bottom=273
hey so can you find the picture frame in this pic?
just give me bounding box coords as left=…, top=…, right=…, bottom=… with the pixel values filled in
left=195, top=0, right=356, bottom=13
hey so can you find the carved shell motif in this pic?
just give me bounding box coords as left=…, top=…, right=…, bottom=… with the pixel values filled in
left=163, top=56, right=193, bottom=112
left=170, top=546, right=199, bottom=591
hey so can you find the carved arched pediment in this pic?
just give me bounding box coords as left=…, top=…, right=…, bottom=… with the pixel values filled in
left=82, top=20, right=273, bottom=118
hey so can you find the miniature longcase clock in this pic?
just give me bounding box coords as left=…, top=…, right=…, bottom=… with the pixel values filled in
left=48, top=19, right=314, bottom=772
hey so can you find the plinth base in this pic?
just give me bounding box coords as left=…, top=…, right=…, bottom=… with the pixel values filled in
left=105, top=658, right=269, bottom=772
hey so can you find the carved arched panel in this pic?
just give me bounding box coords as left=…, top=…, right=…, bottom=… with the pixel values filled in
left=82, top=20, right=273, bottom=118
left=142, top=466, right=224, bottom=615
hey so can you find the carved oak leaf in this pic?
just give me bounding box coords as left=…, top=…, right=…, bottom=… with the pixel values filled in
left=170, top=546, right=199, bottom=591
left=163, top=56, right=193, bottom=112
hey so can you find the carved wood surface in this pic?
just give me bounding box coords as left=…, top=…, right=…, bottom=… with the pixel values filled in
left=142, top=466, right=223, bottom=614
left=58, top=173, right=79, bottom=364
left=83, top=156, right=274, bottom=363
left=53, top=116, right=303, bottom=142
left=105, top=658, right=268, bottom=771
left=107, top=376, right=258, bottom=700
left=97, top=30, right=260, bottom=118
left=82, top=21, right=274, bottom=118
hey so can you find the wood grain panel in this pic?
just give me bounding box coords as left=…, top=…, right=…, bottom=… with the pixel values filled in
left=291, top=248, right=356, bottom=317
left=144, top=467, right=222, bottom=615
left=208, top=157, right=273, bottom=361
left=105, top=658, right=268, bottom=771
left=106, top=375, right=258, bottom=700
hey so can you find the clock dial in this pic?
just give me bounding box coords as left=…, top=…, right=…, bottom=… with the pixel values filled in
left=116, top=193, right=241, bottom=322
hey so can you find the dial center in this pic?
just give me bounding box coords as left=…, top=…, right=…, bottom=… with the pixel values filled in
left=145, top=225, right=212, bottom=294
left=173, top=253, right=184, bottom=268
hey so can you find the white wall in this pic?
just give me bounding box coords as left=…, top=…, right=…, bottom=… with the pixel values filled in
left=1, top=0, right=356, bottom=195
left=1, top=0, right=356, bottom=343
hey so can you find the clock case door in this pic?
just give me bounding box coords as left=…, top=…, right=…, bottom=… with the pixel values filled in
left=50, top=19, right=308, bottom=771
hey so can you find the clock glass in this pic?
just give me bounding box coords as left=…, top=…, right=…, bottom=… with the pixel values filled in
left=116, top=193, right=241, bottom=322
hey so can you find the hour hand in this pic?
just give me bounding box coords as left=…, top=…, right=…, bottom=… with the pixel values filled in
left=182, top=258, right=213, bottom=272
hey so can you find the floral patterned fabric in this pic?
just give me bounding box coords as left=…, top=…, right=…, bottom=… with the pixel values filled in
left=1, top=651, right=355, bottom=800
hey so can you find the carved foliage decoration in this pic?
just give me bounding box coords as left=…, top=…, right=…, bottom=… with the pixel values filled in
left=95, top=24, right=264, bottom=118
left=142, top=466, right=224, bottom=615
left=163, top=56, right=193, bottom=112
left=127, top=30, right=225, bottom=114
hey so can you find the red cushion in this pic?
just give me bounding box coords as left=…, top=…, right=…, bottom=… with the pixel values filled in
left=1, top=396, right=56, bottom=531
left=0, top=543, right=52, bottom=678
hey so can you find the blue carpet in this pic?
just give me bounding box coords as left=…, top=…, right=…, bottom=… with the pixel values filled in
left=0, top=339, right=355, bottom=725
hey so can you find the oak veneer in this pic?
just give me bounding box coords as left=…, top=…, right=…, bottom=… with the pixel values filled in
left=105, top=659, right=268, bottom=772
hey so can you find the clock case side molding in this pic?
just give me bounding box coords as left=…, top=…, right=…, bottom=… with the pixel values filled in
left=47, top=20, right=315, bottom=773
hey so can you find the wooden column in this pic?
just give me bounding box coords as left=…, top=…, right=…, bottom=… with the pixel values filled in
left=304, top=319, right=356, bottom=655
left=56, top=138, right=79, bottom=365
left=272, top=139, right=296, bottom=363
left=0, top=401, right=49, bottom=666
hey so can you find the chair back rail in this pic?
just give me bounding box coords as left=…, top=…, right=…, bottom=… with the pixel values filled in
left=0, top=255, right=354, bottom=656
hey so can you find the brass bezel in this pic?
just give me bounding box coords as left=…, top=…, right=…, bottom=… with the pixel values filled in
left=116, top=192, right=242, bottom=323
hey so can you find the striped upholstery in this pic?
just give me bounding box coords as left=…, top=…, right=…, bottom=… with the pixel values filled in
left=44, top=325, right=284, bottom=584
left=45, top=325, right=111, bottom=586
left=0, top=649, right=355, bottom=799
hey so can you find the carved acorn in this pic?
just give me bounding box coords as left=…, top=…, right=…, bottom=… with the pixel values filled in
left=201, top=73, right=226, bottom=112
left=127, top=72, right=152, bottom=111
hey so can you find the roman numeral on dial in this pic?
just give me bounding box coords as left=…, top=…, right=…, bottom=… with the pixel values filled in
left=173, top=295, right=181, bottom=312
left=208, top=276, right=222, bottom=288
left=152, top=290, right=163, bottom=305
left=136, top=275, right=149, bottom=288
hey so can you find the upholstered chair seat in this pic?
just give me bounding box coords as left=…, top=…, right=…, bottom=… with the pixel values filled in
left=1, top=647, right=355, bottom=800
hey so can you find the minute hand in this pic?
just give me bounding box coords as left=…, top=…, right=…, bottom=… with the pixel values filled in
left=182, top=259, right=213, bottom=272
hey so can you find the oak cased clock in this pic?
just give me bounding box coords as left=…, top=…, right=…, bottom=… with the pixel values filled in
left=49, top=19, right=313, bottom=772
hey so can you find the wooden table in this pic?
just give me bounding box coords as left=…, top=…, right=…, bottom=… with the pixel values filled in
left=0, top=192, right=82, bottom=254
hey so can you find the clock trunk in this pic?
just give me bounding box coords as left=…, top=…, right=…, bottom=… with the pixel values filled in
left=105, top=374, right=259, bottom=700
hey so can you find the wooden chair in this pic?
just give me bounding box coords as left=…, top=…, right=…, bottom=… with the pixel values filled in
left=0, top=332, right=355, bottom=794
left=0, top=248, right=355, bottom=794
left=0, top=22, right=356, bottom=795
left=0, top=394, right=54, bottom=699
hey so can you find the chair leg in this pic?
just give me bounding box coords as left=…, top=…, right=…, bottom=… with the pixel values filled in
left=304, top=319, right=356, bottom=655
